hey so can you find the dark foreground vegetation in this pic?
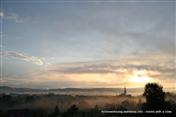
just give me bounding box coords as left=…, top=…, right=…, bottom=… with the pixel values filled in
left=0, top=83, right=176, bottom=117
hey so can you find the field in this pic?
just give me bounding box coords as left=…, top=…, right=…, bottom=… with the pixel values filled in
left=0, top=92, right=175, bottom=117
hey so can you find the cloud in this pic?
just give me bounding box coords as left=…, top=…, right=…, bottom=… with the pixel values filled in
left=6, top=13, right=24, bottom=23
left=48, top=55, right=174, bottom=75
left=0, top=11, right=4, bottom=17
left=1, top=51, right=44, bottom=66
left=0, top=11, right=23, bottom=23
left=49, top=63, right=172, bottom=76
left=31, top=57, right=174, bottom=88
left=2, top=57, right=175, bottom=89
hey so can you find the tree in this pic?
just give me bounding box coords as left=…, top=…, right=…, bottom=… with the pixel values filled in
left=54, top=105, right=60, bottom=117
left=143, top=83, right=168, bottom=110
left=62, top=104, right=78, bottom=117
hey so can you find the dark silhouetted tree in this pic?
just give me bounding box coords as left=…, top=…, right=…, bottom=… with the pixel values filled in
left=143, top=83, right=170, bottom=110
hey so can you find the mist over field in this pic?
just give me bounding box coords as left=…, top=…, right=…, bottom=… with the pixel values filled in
left=0, top=85, right=175, bottom=117
left=0, top=87, right=176, bottom=117
left=0, top=86, right=176, bottom=96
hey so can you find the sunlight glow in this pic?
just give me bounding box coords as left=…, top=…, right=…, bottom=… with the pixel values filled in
left=129, top=70, right=153, bottom=84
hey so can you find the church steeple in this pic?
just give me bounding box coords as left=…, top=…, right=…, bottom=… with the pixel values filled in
left=124, top=86, right=126, bottom=96
left=119, top=86, right=127, bottom=96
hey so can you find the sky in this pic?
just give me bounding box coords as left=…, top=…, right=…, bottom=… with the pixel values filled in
left=0, top=0, right=175, bottom=90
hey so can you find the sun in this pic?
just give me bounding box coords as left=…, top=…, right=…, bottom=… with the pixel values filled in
left=128, top=70, right=153, bottom=84
left=129, top=75, right=151, bottom=83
